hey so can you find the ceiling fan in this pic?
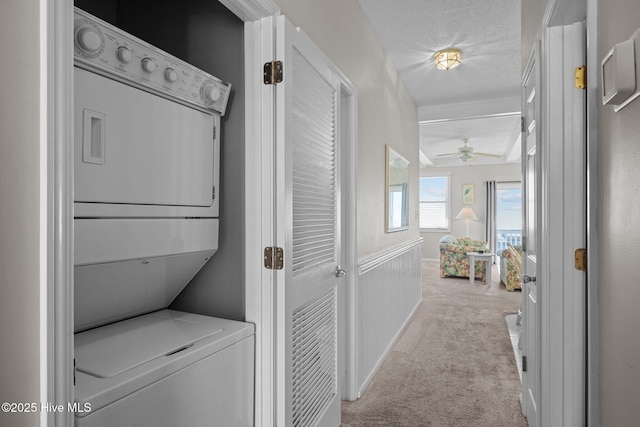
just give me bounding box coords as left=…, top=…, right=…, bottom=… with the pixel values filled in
left=435, top=138, right=502, bottom=163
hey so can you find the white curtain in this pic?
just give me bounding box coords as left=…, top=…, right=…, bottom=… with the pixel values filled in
left=485, top=181, right=497, bottom=260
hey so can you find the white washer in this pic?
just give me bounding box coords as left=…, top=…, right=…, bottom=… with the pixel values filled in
left=74, top=310, right=254, bottom=427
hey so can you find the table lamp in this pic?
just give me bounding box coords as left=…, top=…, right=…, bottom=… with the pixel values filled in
left=455, top=206, right=478, bottom=238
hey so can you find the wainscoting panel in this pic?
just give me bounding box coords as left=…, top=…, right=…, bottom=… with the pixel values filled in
left=356, top=239, right=422, bottom=395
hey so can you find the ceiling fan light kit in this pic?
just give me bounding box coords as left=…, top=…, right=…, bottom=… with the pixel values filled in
left=434, top=48, right=462, bottom=71
left=435, top=138, right=502, bottom=163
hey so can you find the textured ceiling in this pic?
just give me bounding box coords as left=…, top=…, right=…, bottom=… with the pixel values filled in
left=358, top=0, right=522, bottom=166
left=420, top=115, right=522, bottom=166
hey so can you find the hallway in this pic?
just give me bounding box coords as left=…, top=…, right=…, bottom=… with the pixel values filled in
left=342, top=261, right=526, bottom=426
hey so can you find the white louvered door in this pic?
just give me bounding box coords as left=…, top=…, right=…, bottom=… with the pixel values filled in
left=275, top=15, right=343, bottom=427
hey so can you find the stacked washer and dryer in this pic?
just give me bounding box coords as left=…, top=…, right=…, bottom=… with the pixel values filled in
left=72, top=8, right=254, bottom=426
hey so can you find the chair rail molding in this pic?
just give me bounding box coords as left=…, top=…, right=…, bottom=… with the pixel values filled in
left=358, top=238, right=423, bottom=275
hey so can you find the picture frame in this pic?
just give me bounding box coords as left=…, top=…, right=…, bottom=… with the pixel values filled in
left=462, top=183, right=474, bottom=205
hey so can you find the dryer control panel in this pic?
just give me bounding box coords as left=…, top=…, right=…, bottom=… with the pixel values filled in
left=74, top=8, right=231, bottom=116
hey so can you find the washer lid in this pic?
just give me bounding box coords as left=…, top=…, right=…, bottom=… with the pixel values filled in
left=75, top=311, right=224, bottom=378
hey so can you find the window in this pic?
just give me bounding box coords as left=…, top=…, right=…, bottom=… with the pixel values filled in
left=496, top=182, right=522, bottom=251
left=420, top=174, right=449, bottom=231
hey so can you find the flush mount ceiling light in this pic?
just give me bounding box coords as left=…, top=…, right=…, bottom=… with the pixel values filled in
left=434, top=48, right=462, bottom=71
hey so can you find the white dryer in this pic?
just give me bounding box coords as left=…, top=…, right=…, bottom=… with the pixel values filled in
left=72, top=8, right=253, bottom=426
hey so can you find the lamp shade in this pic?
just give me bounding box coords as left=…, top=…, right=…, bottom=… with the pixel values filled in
left=455, top=207, right=478, bottom=221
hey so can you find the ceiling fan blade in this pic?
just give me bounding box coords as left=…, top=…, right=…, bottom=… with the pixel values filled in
left=435, top=153, right=459, bottom=157
left=474, top=152, right=502, bottom=158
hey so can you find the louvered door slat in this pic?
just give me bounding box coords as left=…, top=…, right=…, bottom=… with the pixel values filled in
left=293, top=226, right=334, bottom=235
left=292, top=224, right=334, bottom=231
left=292, top=174, right=334, bottom=189
left=293, top=182, right=335, bottom=195
left=291, top=290, right=337, bottom=427
left=294, top=236, right=332, bottom=246
left=294, top=133, right=334, bottom=152
left=293, top=218, right=334, bottom=225
left=291, top=46, right=337, bottom=273
left=292, top=208, right=335, bottom=216
left=293, top=307, right=333, bottom=331
left=292, top=249, right=335, bottom=268
left=293, top=336, right=334, bottom=375
left=292, top=195, right=334, bottom=206
left=293, top=171, right=334, bottom=184
left=293, top=245, right=335, bottom=257
left=292, top=296, right=333, bottom=332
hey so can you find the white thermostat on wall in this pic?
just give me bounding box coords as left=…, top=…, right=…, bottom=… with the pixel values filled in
left=601, top=29, right=640, bottom=111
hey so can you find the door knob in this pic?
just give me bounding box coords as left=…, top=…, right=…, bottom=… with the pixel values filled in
left=523, top=274, right=536, bottom=283
left=335, top=266, right=347, bottom=278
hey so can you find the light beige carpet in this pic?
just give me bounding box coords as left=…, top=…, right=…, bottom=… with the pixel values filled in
left=341, top=261, right=527, bottom=427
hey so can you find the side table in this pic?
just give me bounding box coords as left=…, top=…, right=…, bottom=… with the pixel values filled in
left=467, top=252, right=494, bottom=286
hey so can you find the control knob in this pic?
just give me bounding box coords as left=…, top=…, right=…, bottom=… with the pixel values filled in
left=201, top=83, right=221, bottom=104
left=116, top=46, right=133, bottom=64
left=141, top=58, right=157, bottom=74
left=75, top=25, right=103, bottom=55
left=164, top=68, right=178, bottom=83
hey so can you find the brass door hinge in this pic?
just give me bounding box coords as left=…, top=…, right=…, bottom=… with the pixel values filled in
left=575, top=66, right=587, bottom=89
left=263, top=61, right=283, bottom=85
left=264, top=246, right=284, bottom=270
left=575, top=248, right=587, bottom=271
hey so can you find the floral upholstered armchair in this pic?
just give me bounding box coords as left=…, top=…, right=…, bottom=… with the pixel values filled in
left=439, top=235, right=489, bottom=280
left=498, top=245, right=523, bottom=291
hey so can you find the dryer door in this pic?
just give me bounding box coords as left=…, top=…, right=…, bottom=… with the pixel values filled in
left=74, top=67, right=215, bottom=208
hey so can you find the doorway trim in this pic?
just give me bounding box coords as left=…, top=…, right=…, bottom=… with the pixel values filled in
left=540, top=0, right=597, bottom=426
left=543, top=21, right=587, bottom=426
left=49, top=1, right=280, bottom=427
left=337, top=72, right=359, bottom=404
left=585, top=1, right=600, bottom=425
left=45, top=1, right=74, bottom=426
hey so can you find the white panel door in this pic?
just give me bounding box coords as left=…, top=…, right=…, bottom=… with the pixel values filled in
left=521, top=42, right=541, bottom=426
left=275, top=15, right=343, bottom=427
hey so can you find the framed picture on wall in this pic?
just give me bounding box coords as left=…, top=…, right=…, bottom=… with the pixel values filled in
left=462, top=183, right=474, bottom=205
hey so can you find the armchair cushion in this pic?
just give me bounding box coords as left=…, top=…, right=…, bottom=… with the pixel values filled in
left=439, top=235, right=489, bottom=280
left=498, top=245, right=522, bottom=291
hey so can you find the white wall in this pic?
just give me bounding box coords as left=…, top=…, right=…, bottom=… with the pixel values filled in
left=274, top=0, right=421, bottom=259
left=521, top=0, right=547, bottom=72
left=420, top=163, right=521, bottom=259
left=0, top=1, right=41, bottom=426
left=597, top=0, right=640, bottom=424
